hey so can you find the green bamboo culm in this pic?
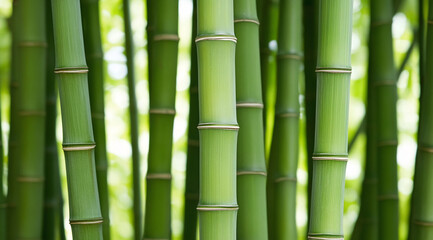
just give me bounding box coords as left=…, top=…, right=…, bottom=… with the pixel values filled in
left=234, top=0, right=268, bottom=239
left=409, top=0, right=433, bottom=237
left=14, top=0, right=47, bottom=238
left=266, top=0, right=302, bottom=239
left=122, top=0, right=142, bottom=239
left=42, top=1, right=66, bottom=239
left=51, top=0, right=103, bottom=237
left=183, top=0, right=199, bottom=238
left=143, top=0, right=178, bottom=239
left=0, top=54, right=4, bottom=240
left=80, top=0, right=111, bottom=238
left=370, top=0, right=399, bottom=239
left=196, top=0, right=238, bottom=239
left=308, top=0, right=352, bottom=238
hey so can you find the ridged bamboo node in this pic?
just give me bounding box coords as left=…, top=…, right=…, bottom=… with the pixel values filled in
left=236, top=102, right=264, bottom=108
left=315, top=68, right=352, bottom=74
left=277, top=52, right=303, bottom=60
left=153, top=34, right=180, bottom=41
left=237, top=171, right=267, bottom=176
left=414, top=220, right=433, bottom=226
left=195, top=35, right=237, bottom=43
left=149, top=108, right=176, bottom=115
left=17, top=177, right=44, bottom=183
left=377, top=140, right=398, bottom=147
left=307, top=236, right=344, bottom=240
left=196, top=205, right=239, bottom=211
left=274, top=177, right=297, bottom=183
left=62, top=144, right=96, bottom=151
left=374, top=80, right=396, bottom=86
left=91, top=112, right=105, bottom=119
left=143, top=238, right=169, bottom=240
left=70, top=218, right=104, bottom=225
left=197, top=124, right=239, bottom=130
left=234, top=19, right=260, bottom=25
left=146, top=173, right=172, bottom=180
left=419, top=146, right=433, bottom=153
left=370, top=20, right=392, bottom=27
left=54, top=67, right=89, bottom=74
left=19, top=110, right=46, bottom=116
left=276, top=112, right=299, bottom=118
left=312, top=156, right=349, bottom=162
left=377, top=194, right=399, bottom=201
left=188, top=139, right=199, bottom=146
left=19, top=41, right=48, bottom=47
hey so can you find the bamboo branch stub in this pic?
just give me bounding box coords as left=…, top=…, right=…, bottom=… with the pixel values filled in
left=195, top=36, right=237, bottom=43
left=234, top=19, right=260, bottom=25
left=153, top=34, right=180, bottom=41
left=236, top=102, right=264, bottom=108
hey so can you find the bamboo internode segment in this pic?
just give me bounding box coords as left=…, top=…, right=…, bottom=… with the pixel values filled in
left=236, top=102, right=264, bottom=108
left=195, top=35, right=237, bottom=43
left=18, top=41, right=48, bottom=47
left=149, top=108, right=176, bottom=115
left=54, top=67, right=89, bottom=74
left=234, top=19, right=260, bottom=25
left=69, top=218, right=103, bottom=225
left=153, top=34, right=180, bottom=41
left=146, top=173, right=172, bottom=179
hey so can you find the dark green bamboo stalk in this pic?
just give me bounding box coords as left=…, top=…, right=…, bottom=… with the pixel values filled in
left=51, top=0, right=103, bottom=237
left=122, top=0, right=142, bottom=239
left=15, top=0, right=47, bottom=238
left=183, top=0, right=199, bottom=239
left=308, top=0, right=352, bottom=238
left=80, top=0, right=110, bottom=238
left=234, top=0, right=268, bottom=239
left=42, top=2, right=66, bottom=239
left=408, top=0, right=433, bottom=238
left=196, top=0, right=238, bottom=239
left=370, top=0, right=399, bottom=239
left=266, top=0, right=302, bottom=239
left=143, top=1, right=178, bottom=239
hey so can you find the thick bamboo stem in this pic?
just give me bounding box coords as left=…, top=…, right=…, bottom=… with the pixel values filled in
left=51, top=0, right=103, bottom=237
left=143, top=1, right=178, bottom=239
left=308, top=0, right=353, bottom=238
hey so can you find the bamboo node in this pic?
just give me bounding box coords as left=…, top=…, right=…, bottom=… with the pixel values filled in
left=195, top=36, right=237, bottom=43
left=276, top=112, right=300, bottom=118
left=197, top=124, right=239, bottom=131
left=308, top=236, right=344, bottom=240
left=418, top=145, right=433, bottom=153
left=234, top=19, right=260, bottom=25
left=196, top=205, right=239, bottom=211
left=414, top=220, right=433, bottom=226
left=377, top=194, right=398, bottom=201
left=153, top=34, right=180, bottom=41
left=62, top=144, right=96, bottom=152
left=143, top=238, right=169, bottom=240
left=274, top=177, right=297, bottom=183
left=277, top=52, right=303, bottom=60
left=236, top=102, right=264, bottom=108
left=237, top=171, right=267, bottom=176
left=19, top=41, right=48, bottom=47
left=70, top=218, right=103, bottom=225
left=54, top=67, right=89, bottom=74
left=17, top=177, right=44, bottom=183
left=149, top=108, right=176, bottom=115
left=315, top=68, right=352, bottom=74
left=19, top=111, right=46, bottom=116
left=146, top=173, right=172, bottom=180
left=312, top=156, right=349, bottom=162
left=188, top=139, right=199, bottom=147
left=377, top=140, right=398, bottom=147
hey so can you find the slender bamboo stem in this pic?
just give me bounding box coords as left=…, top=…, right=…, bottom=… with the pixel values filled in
left=51, top=0, right=103, bottom=237
left=234, top=0, right=268, bottom=239
left=143, top=1, right=178, bottom=239
left=308, top=0, right=353, bottom=238
left=122, top=0, right=142, bottom=239
left=42, top=2, right=66, bottom=239
left=183, top=0, right=199, bottom=239
left=196, top=0, right=238, bottom=239
left=80, top=0, right=111, bottom=238
left=0, top=50, right=4, bottom=240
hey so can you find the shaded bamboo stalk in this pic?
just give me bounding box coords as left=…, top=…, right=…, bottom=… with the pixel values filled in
left=143, top=0, right=178, bottom=239
left=80, top=0, right=111, bottom=238
left=308, top=0, right=353, bottom=238
left=51, top=0, right=103, bottom=237
left=121, top=0, right=142, bottom=239
left=266, top=0, right=302, bottom=239
left=182, top=0, right=199, bottom=239
left=196, top=0, right=238, bottom=239
left=234, top=0, right=268, bottom=239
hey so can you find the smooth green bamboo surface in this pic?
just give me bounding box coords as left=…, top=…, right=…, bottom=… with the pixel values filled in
left=80, top=0, right=111, bottom=238
left=15, top=0, right=47, bottom=238
left=122, top=0, right=142, bottom=239
left=144, top=1, right=178, bottom=239
left=196, top=0, right=238, bottom=239
left=308, top=0, right=352, bottom=239
left=51, top=0, right=103, bottom=238
left=183, top=0, right=199, bottom=239
left=370, top=0, right=399, bottom=239
left=266, top=0, right=301, bottom=239
left=43, top=2, right=66, bottom=239
left=234, top=0, right=268, bottom=239
left=0, top=58, right=4, bottom=240
left=410, top=1, right=433, bottom=238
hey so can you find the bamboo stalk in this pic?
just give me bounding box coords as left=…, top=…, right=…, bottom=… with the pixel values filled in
left=196, top=0, right=238, bottom=239
left=0, top=57, right=4, bottom=240
left=42, top=1, right=66, bottom=239
left=308, top=0, right=353, bottom=238
left=51, top=0, right=103, bottom=237
left=143, top=1, right=178, bottom=239
left=234, top=0, right=268, bottom=239
left=80, top=0, right=111, bottom=238
left=183, top=0, right=199, bottom=239
left=122, top=0, right=142, bottom=239
left=266, top=0, right=302, bottom=239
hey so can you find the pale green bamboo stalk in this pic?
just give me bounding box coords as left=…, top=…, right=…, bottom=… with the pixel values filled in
left=51, top=0, right=103, bottom=237
left=196, top=0, right=238, bottom=239
left=143, top=0, right=178, bottom=239
left=308, top=0, right=353, bottom=238
left=234, top=0, right=268, bottom=239
left=0, top=62, right=4, bottom=240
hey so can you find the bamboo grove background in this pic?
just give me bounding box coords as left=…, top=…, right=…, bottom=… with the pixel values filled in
left=0, top=0, right=425, bottom=239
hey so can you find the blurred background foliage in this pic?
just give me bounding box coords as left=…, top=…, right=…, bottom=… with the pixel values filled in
left=0, top=0, right=422, bottom=239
